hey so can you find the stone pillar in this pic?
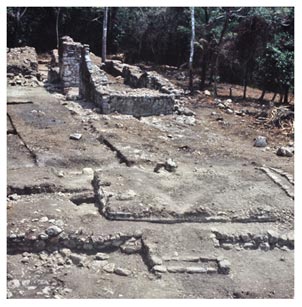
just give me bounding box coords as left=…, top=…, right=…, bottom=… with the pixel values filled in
left=59, top=36, right=83, bottom=89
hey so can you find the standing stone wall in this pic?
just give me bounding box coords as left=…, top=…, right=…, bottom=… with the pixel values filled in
left=59, top=36, right=83, bottom=88
left=79, top=44, right=109, bottom=105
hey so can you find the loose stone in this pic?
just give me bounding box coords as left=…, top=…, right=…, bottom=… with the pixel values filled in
left=95, top=252, right=110, bottom=260
left=167, top=266, right=186, bottom=273
left=59, top=248, right=72, bottom=258
left=103, top=263, right=116, bottom=273
left=70, top=254, right=86, bottom=266
left=82, top=167, right=94, bottom=175
left=218, top=259, right=231, bottom=274
left=8, top=279, right=20, bottom=289
left=69, top=133, right=82, bottom=140
left=153, top=265, right=167, bottom=273
left=114, top=267, right=131, bottom=276
left=39, top=216, right=49, bottom=223
left=149, top=255, right=163, bottom=266
left=186, top=267, right=207, bottom=274
left=254, top=136, right=267, bottom=147
left=46, top=226, right=63, bottom=237
left=276, top=146, right=294, bottom=157
left=259, top=242, right=270, bottom=251
left=21, top=257, right=29, bottom=264
left=221, top=243, right=233, bottom=250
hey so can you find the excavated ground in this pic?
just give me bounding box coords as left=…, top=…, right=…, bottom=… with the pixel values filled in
left=7, top=62, right=294, bottom=299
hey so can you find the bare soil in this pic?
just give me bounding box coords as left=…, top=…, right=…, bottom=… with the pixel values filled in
left=6, top=58, right=294, bottom=299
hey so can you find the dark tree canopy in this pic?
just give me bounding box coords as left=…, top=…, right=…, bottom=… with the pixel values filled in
left=7, top=6, right=294, bottom=100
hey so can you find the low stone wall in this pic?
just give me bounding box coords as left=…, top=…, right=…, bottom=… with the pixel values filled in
left=7, top=229, right=142, bottom=254
left=59, top=36, right=82, bottom=88
left=80, top=45, right=174, bottom=116
left=79, top=44, right=109, bottom=103
left=105, top=60, right=183, bottom=97
left=211, top=229, right=294, bottom=251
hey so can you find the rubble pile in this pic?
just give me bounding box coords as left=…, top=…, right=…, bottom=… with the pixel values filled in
left=7, top=73, right=44, bottom=87
left=7, top=47, right=45, bottom=87
left=7, top=47, right=39, bottom=76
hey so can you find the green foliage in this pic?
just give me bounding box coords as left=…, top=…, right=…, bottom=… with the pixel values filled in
left=7, top=6, right=294, bottom=96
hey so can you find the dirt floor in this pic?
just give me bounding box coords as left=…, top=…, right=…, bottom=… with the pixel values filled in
left=6, top=58, right=294, bottom=299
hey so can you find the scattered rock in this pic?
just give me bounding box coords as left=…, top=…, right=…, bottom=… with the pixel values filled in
left=243, top=242, right=255, bottom=249
left=69, top=133, right=82, bottom=140
left=120, top=239, right=142, bottom=254
left=254, top=136, right=267, bottom=147
left=39, top=233, right=49, bottom=240
left=280, top=246, right=290, bottom=252
left=114, top=267, right=131, bottom=276
left=103, top=263, right=116, bottom=273
left=82, top=167, right=94, bottom=175
left=70, top=254, right=86, bottom=266
left=206, top=267, right=217, bottom=274
left=221, top=243, right=233, bottom=250
left=116, top=190, right=137, bottom=201
left=259, top=242, right=270, bottom=251
left=7, top=273, right=13, bottom=281
left=152, top=265, right=167, bottom=273
left=276, top=147, right=294, bottom=157
left=21, top=280, right=31, bottom=287
left=186, top=267, right=207, bottom=274
left=39, top=216, right=49, bottom=223
left=154, top=158, right=178, bottom=173
left=218, top=259, right=231, bottom=274
left=167, top=266, right=186, bottom=273
left=204, top=90, right=211, bottom=96
left=165, top=158, right=177, bottom=172
left=176, top=107, right=195, bottom=116
left=21, top=257, right=29, bottom=264
left=46, top=226, right=63, bottom=237
left=8, top=193, right=20, bottom=201
left=226, top=108, right=233, bottom=114
left=8, top=279, right=20, bottom=289
left=95, top=252, right=110, bottom=260
left=59, top=248, right=72, bottom=258
left=149, top=255, right=163, bottom=266
left=240, top=234, right=251, bottom=242
left=267, top=230, right=279, bottom=245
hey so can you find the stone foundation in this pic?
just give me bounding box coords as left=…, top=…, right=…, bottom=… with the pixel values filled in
left=79, top=45, right=174, bottom=116
left=105, top=60, right=183, bottom=97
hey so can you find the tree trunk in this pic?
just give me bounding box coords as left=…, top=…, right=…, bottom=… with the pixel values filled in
left=55, top=8, right=60, bottom=50
left=213, top=11, right=229, bottom=97
left=102, top=7, right=109, bottom=63
left=243, top=64, right=248, bottom=99
left=279, top=94, right=284, bottom=103
left=283, top=86, right=289, bottom=104
left=189, top=7, right=195, bottom=93
left=258, top=89, right=266, bottom=101
left=200, top=55, right=207, bottom=90
left=14, top=8, right=27, bottom=46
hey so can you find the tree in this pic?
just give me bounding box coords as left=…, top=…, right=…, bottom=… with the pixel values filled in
left=55, top=8, right=60, bottom=49
left=7, top=7, right=28, bottom=46
left=235, top=15, right=269, bottom=99
left=189, top=7, right=195, bottom=92
left=102, top=7, right=109, bottom=62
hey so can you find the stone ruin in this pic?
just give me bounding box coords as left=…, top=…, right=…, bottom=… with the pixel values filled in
left=59, top=36, right=82, bottom=88
left=7, top=46, right=44, bottom=87
left=51, top=36, right=182, bottom=116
